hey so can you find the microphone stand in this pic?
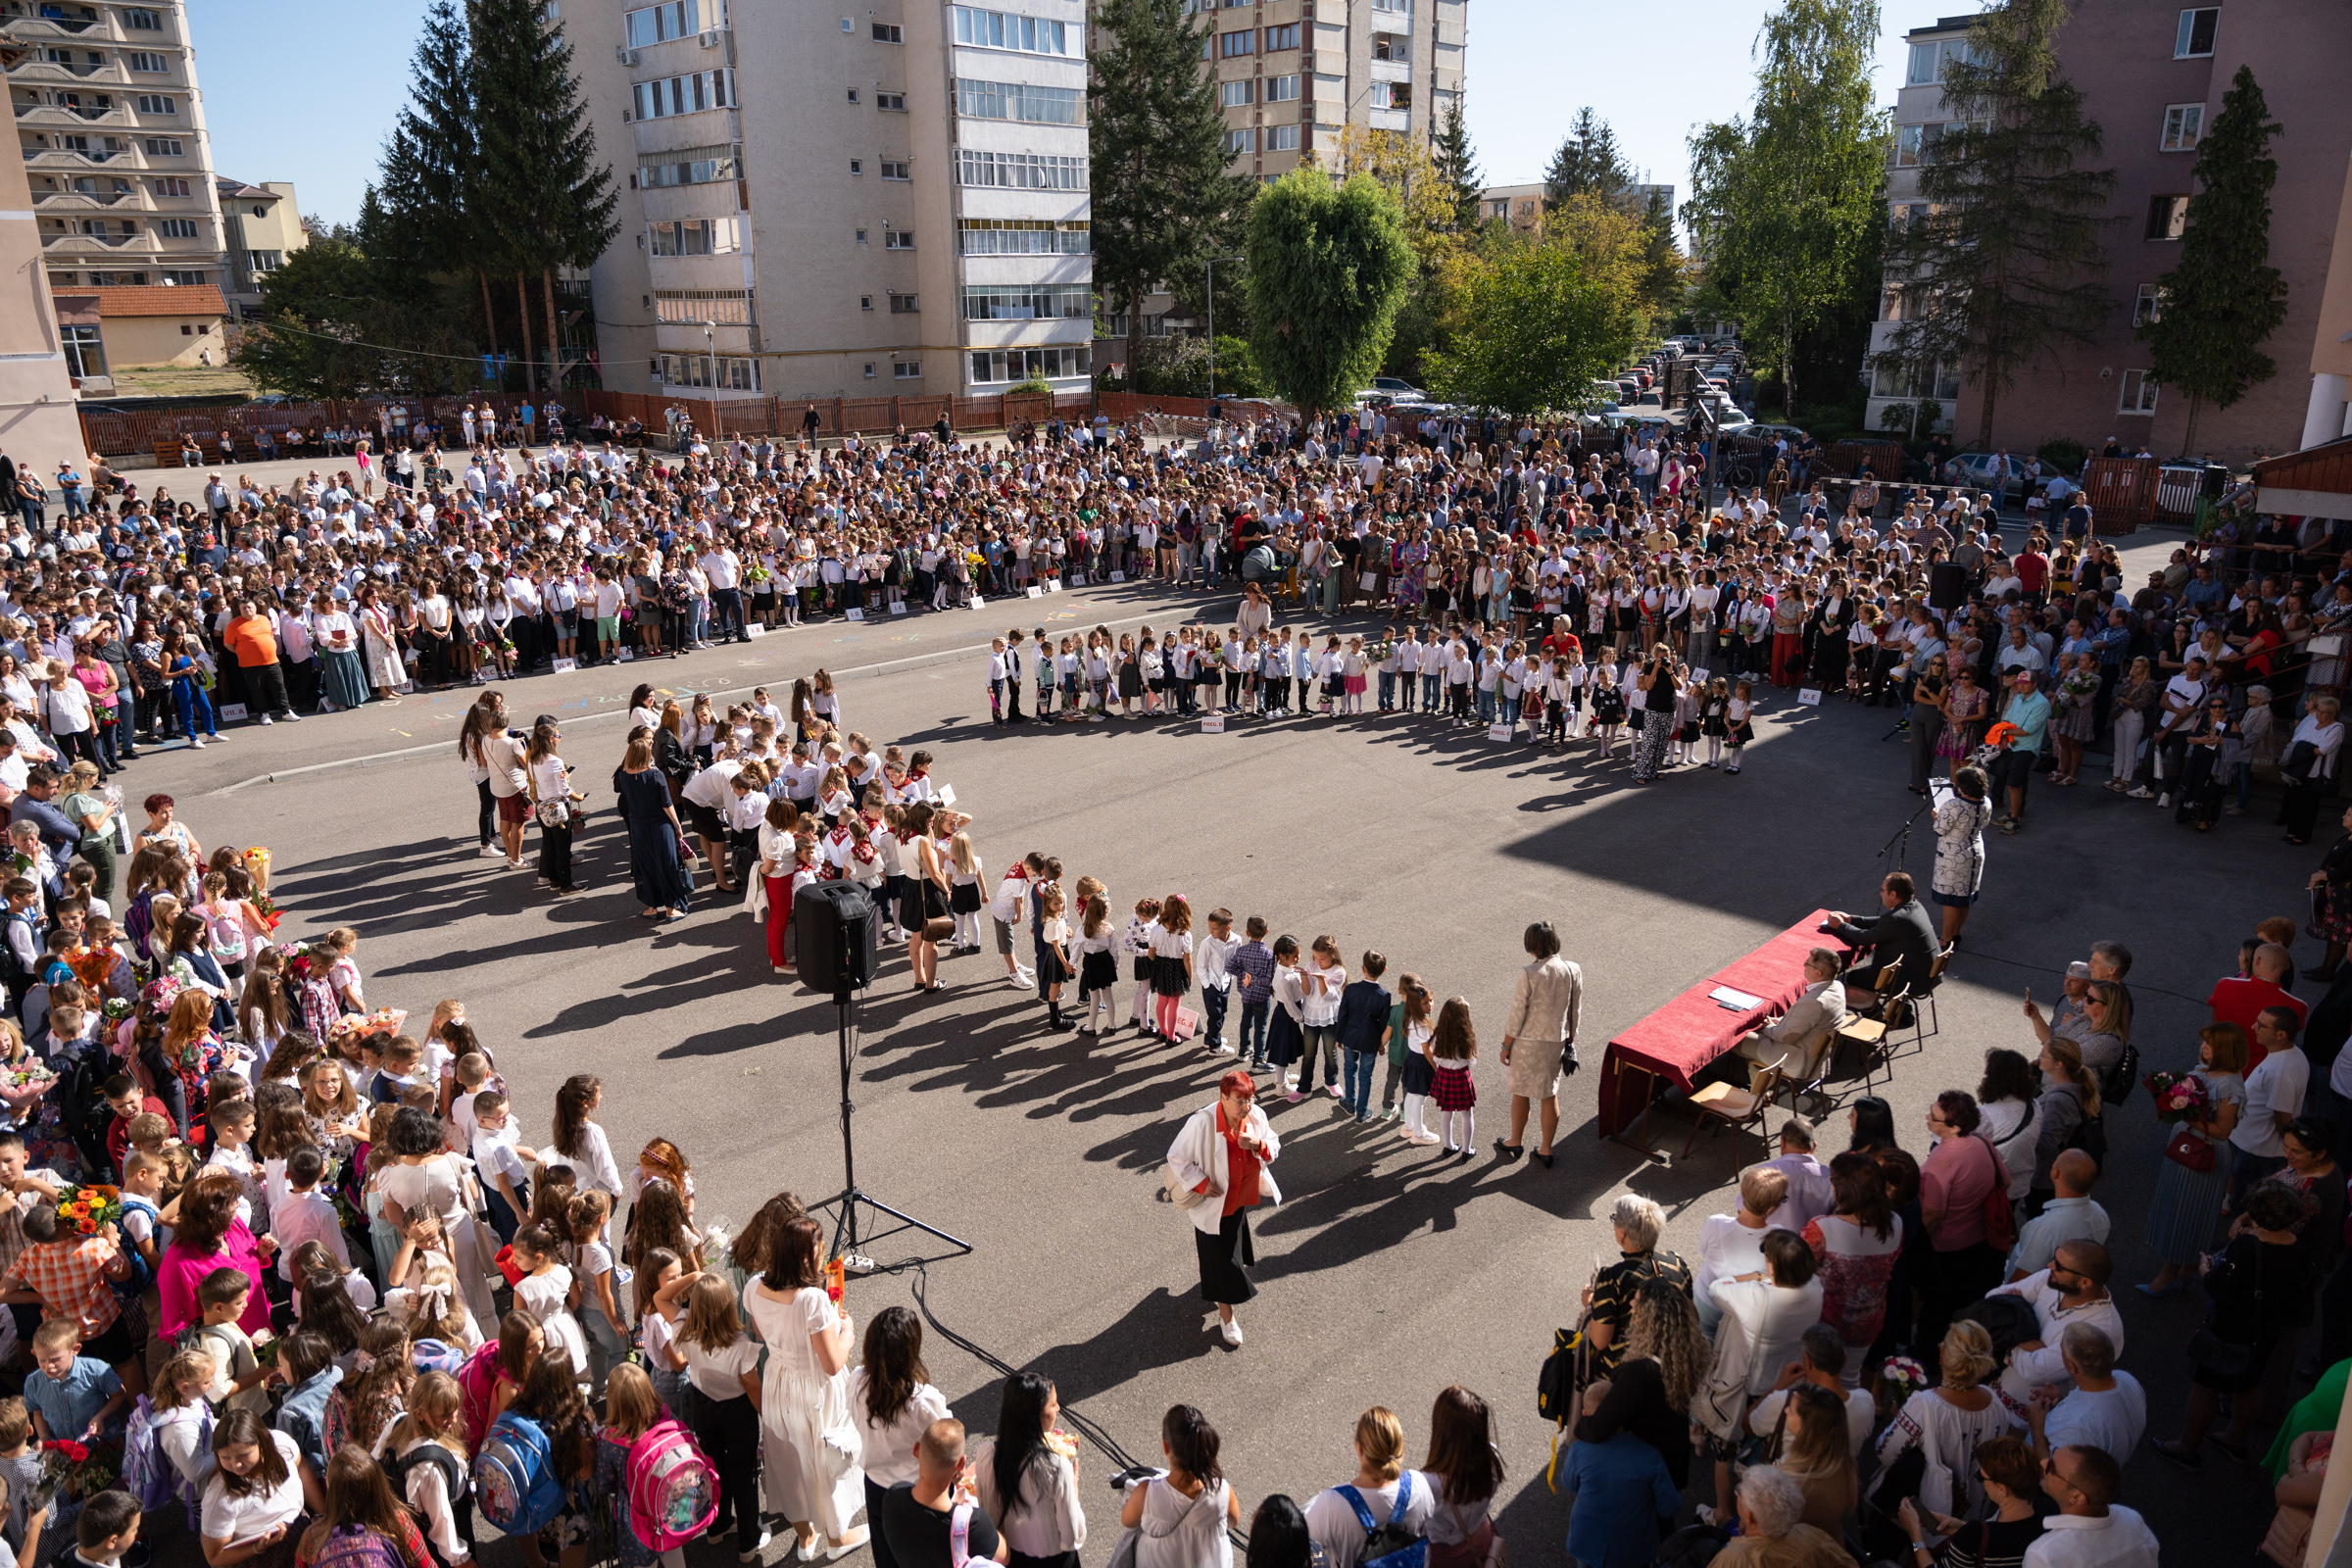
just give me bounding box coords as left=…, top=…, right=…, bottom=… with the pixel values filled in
left=812, top=977, right=973, bottom=1270
left=1877, top=799, right=1936, bottom=874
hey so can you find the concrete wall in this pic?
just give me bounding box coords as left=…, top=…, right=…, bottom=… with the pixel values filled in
left=0, top=146, right=88, bottom=474
left=104, top=313, right=220, bottom=368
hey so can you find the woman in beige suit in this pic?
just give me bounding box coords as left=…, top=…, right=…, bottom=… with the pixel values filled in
left=1497, top=920, right=1582, bottom=1168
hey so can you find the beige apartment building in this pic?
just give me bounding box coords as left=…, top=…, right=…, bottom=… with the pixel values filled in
left=218, top=176, right=305, bottom=313
left=0, top=122, right=88, bottom=475
left=1475, top=179, right=1673, bottom=238
left=579, top=0, right=1095, bottom=401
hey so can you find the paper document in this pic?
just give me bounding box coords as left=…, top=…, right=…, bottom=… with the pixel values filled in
left=1709, top=986, right=1765, bottom=1011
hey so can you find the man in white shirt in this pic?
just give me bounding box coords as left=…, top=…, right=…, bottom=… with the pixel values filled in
left=2229, top=1005, right=2308, bottom=1200
left=2025, top=1446, right=2158, bottom=1568
left=2008, top=1150, right=2109, bottom=1280
left=1988, top=1243, right=2124, bottom=1406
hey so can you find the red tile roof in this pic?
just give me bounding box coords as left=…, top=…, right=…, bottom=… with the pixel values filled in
left=86, top=285, right=227, bottom=318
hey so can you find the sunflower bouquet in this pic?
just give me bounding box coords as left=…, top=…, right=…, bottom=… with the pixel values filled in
left=54, top=1183, right=122, bottom=1238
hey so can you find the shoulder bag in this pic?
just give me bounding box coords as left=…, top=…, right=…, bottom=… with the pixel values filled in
left=1159, top=1117, right=1216, bottom=1211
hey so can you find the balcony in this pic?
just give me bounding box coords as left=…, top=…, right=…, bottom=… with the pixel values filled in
left=32, top=179, right=130, bottom=206
left=14, top=99, right=124, bottom=124
left=1368, top=106, right=1409, bottom=131
left=1369, top=57, right=1410, bottom=82
left=7, top=54, right=113, bottom=80
left=42, top=227, right=150, bottom=249
left=0, top=9, right=105, bottom=39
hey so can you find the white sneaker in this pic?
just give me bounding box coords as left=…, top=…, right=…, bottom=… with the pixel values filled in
left=479, top=844, right=503, bottom=858
left=258, top=714, right=273, bottom=725
left=282, top=711, right=302, bottom=722
left=1220, top=1316, right=1244, bottom=1347
left=507, top=858, right=525, bottom=870
left=191, top=737, right=205, bottom=749
left=741, top=1529, right=773, bottom=1562
left=2157, top=793, right=2172, bottom=808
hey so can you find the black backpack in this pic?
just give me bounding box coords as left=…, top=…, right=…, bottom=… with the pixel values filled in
left=2100, top=1042, right=2140, bottom=1108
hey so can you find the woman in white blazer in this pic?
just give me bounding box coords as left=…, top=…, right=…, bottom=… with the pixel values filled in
left=1167, top=1070, right=1282, bottom=1348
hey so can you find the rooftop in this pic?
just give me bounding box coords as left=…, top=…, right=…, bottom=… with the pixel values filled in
left=1907, top=13, right=1988, bottom=36
left=53, top=284, right=229, bottom=318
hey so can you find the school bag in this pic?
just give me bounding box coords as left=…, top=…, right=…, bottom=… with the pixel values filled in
left=1336, top=1469, right=1426, bottom=1568
left=411, top=1338, right=466, bottom=1378
left=623, top=1418, right=720, bottom=1551
left=475, top=1410, right=568, bottom=1536
left=457, top=1341, right=503, bottom=1446
left=123, top=1395, right=211, bottom=1526
left=114, top=1194, right=160, bottom=1297
left=946, top=1500, right=977, bottom=1568
left=384, top=1442, right=468, bottom=1531
left=308, top=1524, right=410, bottom=1568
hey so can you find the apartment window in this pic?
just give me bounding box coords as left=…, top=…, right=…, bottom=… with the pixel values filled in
left=654, top=353, right=761, bottom=390
left=857, top=227, right=868, bottom=243
left=893, top=361, right=921, bottom=379
left=1219, top=28, right=1252, bottom=56
left=1369, top=80, right=1408, bottom=110
left=245, top=250, right=283, bottom=273
left=2132, top=282, right=2166, bottom=325
left=638, top=149, right=737, bottom=187
left=1264, top=74, right=1299, bottom=102
left=2161, top=103, right=2203, bottom=150
left=122, top=7, right=162, bottom=28
left=1905, top=36, right=1978, bottom=84
left=143, top=137, right=183, bottom=156
left=133, top=94, right=174, bottom=114
left=889, top=293, right=919, bottom=312
left=1266, top=23, right=1298, bottom=48
left=1220, top=79, right=1254, bottom=107
left=961, top=283, right=1091, bottom=319
left=861, top=295, right=874, bottom=310
left=653, top=288, right=753, bottom=324
left=59, top=324, right=104, bottom=380
left=871, top=22, right=902, bottom=40
left=955, top=78, right=1085, bottom=124
left=1266, top=123, right=1298, bottom=152
left=630, top=70, right=734, bottom=120
left=2146, top=193, right=2189, bottom=240
left=955, top=149, right=1085, bottom=188
left=968, top=346, right=1090, bottom=383
left=1871, top=361, right=1961, bottom=401
left=150, top=175, right=189, bottom=197
left=624, top=0, right=716, bottom=48
left=2118, top=368, right=2159, bottom=415
left=879, top=160, right=910, bottom=180
left=876, top=91, right=906, bottom=111
left=124, top=51, right=166, bottom=72
left=842, top=16, right=853, bottom=27
left=2175, top=7, right=2218, bottom=56
left=156, top=217, right=198, bottom=238
left=864, top=363, right=877, bottom=377
left=1370, top=0, right=1410, bottom=12
left=884, top=229, right=914, bottom=249
left=850, top=158, right=862, bottom=173
left=1224, top=127, right=1256, bottom=154
left=952, top=6, right=1078, bottom=56
left=847, top=88, right=859, bottom=103
left=956, top=217, right=1090, bottom=254
left=649, top=217, right=741, bottom=255
left=160, top=269, right=204, bottom=284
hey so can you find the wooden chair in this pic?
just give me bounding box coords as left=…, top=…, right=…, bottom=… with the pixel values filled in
left=1902, top=946, right=1953, bottom=1051
left=1817, top=979, right=1908, bottom=1104
left=1681, top=1068, right=1784, bottom=1157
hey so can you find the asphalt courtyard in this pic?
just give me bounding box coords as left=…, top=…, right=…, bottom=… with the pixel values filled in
left=160, top=525, right=2292, bottom=1565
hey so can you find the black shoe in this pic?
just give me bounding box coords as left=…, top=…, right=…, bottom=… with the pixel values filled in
left=1531, top=1151, right=1555, bottom=1169
left=1492, top=1139, right=1523, bottom=1161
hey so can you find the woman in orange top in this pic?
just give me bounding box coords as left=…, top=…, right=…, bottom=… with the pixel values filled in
left=1166, top=1069, right=1282, bottom=1348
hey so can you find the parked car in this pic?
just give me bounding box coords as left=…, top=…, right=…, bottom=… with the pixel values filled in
left=1942, top=451, right=2031, bottom=499
left=1371, top=375, right=1424, bottom=398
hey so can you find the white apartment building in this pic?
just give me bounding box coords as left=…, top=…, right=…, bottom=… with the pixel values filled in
left=3, top=0, right=227, bottom=296
left=1864, top=13, right=1976, bottom=433
left=579, top=0, right=1094, bottom=401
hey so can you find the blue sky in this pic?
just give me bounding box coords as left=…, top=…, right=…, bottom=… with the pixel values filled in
left=197, top=0, right=1975, bottom=228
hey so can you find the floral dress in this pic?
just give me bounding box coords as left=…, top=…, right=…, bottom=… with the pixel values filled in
left=1396, top=539, right=1428, bottom=611
left=2050, top=668, right=2099, bottom=742
left=1802, top=1213, right=1904, bottom=1353
left=1937, top=682, right=1987, bottom=760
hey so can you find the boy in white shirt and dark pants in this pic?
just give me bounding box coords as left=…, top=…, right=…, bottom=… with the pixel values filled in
left=1198, top=910, right=1237, bottom=1054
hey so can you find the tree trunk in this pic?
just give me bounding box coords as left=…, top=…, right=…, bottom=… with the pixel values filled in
left=478, top=270, right=500, bottom=361
left=515, top=274, right=537, bottom=395
left=542, top=268, right=563, bottom=390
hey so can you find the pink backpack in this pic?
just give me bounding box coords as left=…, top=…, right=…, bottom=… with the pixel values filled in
left=625, top=1418, right=720, bottom=1552
left=457, top=1342, right=503, bottom=1448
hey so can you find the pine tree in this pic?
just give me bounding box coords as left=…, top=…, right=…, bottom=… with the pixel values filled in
left=471, top=0, right=617, bottom=392
left=2139, top=64, right=2286, bottom=455
left=1637, top=189, right=1689, bottom=325
left=1876, top=0, right=2116, bottom=448
left=1433, top=96, right=1483, bottom=232
left=1089, top=0, right=1256, bottom=347
left=1544, top=108, right=1629, bottom=210
left=375, top=1, right=504, bottom=354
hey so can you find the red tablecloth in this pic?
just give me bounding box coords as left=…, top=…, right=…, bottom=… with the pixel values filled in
left=1595, top=908, right=1853, bottom=1139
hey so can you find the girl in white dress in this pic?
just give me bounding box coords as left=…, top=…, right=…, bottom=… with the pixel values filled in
left=551, top=1073, right=626, bottom=1252
left=377, top=1106, right=501, bottom=1329
left=1124, top=1405, right=1238, bottom=1568
left=745, top=1215, right=868, bottom=1557
left=509, top=1219, right=590, bottom=1382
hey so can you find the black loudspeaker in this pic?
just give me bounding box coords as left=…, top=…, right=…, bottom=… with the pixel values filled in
left=1928, top=562, right=1968, bottom=612
left=795, top=882, right=879, bottom=994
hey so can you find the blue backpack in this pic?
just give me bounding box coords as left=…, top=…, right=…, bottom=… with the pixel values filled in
left=122, top=1396, right=210, bottom=1527
left=1336, top=1469, right=1426, bottom=1568
left=411, top=1338, right=466, bottom=1378
left=475, top=1411, right=567, bottom=1536
left=114, top=1194, right=160, bottom=1297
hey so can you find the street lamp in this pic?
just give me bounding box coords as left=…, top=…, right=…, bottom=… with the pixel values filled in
left=703, top=319, right=716, bottom=396
left=1205, top=254, right=1245, bottom=400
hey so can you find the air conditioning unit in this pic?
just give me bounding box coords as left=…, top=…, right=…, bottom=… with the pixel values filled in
left=699, top=28, right=718, bottom=45
left=616, top=45, right=639, bottom=64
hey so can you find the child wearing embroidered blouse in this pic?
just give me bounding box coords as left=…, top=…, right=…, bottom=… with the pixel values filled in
left=1700, top=677, right=1731, bottom=770
left=1149, top=894, right=1196, bottom=1042
left=1591, top=667, right=1627, bottom=754
left=1038, top=886, right=1073, bottom=1032
left=1073, top=895, right=1117, bottom=1035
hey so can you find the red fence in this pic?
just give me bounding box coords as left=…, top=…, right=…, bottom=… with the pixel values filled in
left=573, top=389, right=1096, bottom=443
left=1816, top=440, right=1905, bottom=480
left=80, top=395, right=545, bottom=464
left=2081, top=457, right=2158, bottom=533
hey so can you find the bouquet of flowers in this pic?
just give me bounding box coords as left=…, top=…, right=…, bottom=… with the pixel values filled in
left=1879, top=1355, right=1931, bottom=1406
left=99, top=999, right=131, bottom=1025
left=3, top=1057, right=53, bottom=1096
left=243, top=845, right=272, bottom=896
left=138, top=975, right=182, bottom=1016
left=53, top=1182, right=122, bottom=1238
left=248, top=889, right=284, bottom=935
left=284, top=943, right=328, bottom=984
left=39, top=1436, right=120, bottom=1499
left=327, top=1007, right=406, bottom=1045
left=2144, top=1070, right=2211, bottom=1125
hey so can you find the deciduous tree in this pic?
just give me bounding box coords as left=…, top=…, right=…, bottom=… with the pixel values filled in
left=1245, top=171, right=1415, bottom=415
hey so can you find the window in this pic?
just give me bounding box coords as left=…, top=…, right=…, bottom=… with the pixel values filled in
left=1369, top=80, right=1408, bottom=110
left=60, top=323, right=103, bottom=380
left=861, top=295, right=874, bottom=310
left=952, top=6, right=1077, bottom=55
left=122, top=8, right=162, bottom=28
left=957, top=217, right=1090, bottom=254
left=637, top=143, right=736, bottom=186
left=1224, top=127, right=1256, bottom=155
left=133, top=94, right=173, bottom=114
left=1870, top=360, right=1961, bottom=401
left=1220, top=80, right=1255, bottom=107
left=847, top=88, right=859, bottom=103
left=624, top=0, right=716, bottom=47
left=1265, top=24, right=1298, bottom=49
left=880, top=160, right=910, bottom=180
left=843, top=16, right=853, bottom=27
left=150, top=175, right=188, bottom=197
left=884, top=229, right=914, bottom=249
left=955, top=78, right=1085, bottom=123
left=246, top=250, right=282, bottom=272
left=871, top=22, right=902, bottom=40
left=1219, top=28, right=1252, bottom=56
left=1369, top=0, right=1410, bottom=13
left=893, top=361, right=921, bottom=379
left=142, top=137, right=183, bottom=156
left=630, top=70, right=734, bottom=120
left=159, top=269, right=204, bottom=284
left=2132, top=282, right=2165, bottom=325
left=1905, top=36, right=1979, bottom=84
left=968, top=346, right=1090, bottom=383
left=2161, top=103, right=2203, bottom=150
left=653, top=286, right=754, bottom=323
left=961, top=283, right=1091, bottom=320
left=1266, top=123, right=1298, bottom=152
left=156, top=217, right=198, bottom=238
left=876, top=91, right=906, bottom=111
left=648, top=217, right=742, bottom=255
left=1264, top=74, right=1299, bottom=102
left=865, top=363, right=878, bottom=377
left=2118, top=368, right=2159, bottom=415
left=654, top=353, right=761, bottom=390
left=2175, top=7, right=2218, bottom=56
left=2146, top=193, right=2189, bottom=240
left=857, top=227, right=868, bottom=243
left=955, top=149, right=1085, bottom=189
left=850, top=158, right=862, bottom=173
left=124, top=51, right=166, bottom=72
left=889, top=293, right=918, bottom=312
left=48, top=272, right=78, bottom=289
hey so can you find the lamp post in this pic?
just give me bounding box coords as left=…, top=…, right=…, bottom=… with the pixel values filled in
left=1205, top=254, right=1245, bottom=401
left=704, top=319, right=716, bottom=396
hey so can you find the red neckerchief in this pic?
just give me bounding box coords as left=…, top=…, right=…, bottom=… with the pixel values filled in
left=828, top=826, right=852, bottom=847
left=906, top=766, right=929, bottom=783
left=852, top=843, right=877, bottom=865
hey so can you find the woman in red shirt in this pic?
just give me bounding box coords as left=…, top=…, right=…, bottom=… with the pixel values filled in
left=1167, top=1070, right=1282, bottom=1348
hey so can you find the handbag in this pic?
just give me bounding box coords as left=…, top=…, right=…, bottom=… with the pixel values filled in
left=921, top=915, right=955, bottom=943
left=2164, top=1125, right=2217, bottom=1173
left=2282, top=739, right=2320, bottom=786
left=2186, top=1325, right=2255, bottom=1379
left=1159, top=1161, right=1213, bottom=1210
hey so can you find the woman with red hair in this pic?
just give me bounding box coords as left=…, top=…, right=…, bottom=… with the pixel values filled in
left=1166, top=1070, right=1281, bottom=1348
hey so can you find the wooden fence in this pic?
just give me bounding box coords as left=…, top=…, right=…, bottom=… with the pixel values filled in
left=2081, top=457, right=2158, bottom=533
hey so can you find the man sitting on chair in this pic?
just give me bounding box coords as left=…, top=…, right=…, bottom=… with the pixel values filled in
left=1734, top=949, right=1847, bottom=1092
left=1824, top=871, right=1938, bottom=1012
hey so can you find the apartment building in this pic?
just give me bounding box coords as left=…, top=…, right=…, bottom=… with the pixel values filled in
left=1871, top=3, right=2350, bottom=464
left=0, top=123, right=88, bottom=474
left=1477, top=180, right=1671, bottom=237
left=218, top=177, right=306, bottom=313
left=578, top=0, right=1095, bottom=401
left=3, top=0, right=227, bottom=301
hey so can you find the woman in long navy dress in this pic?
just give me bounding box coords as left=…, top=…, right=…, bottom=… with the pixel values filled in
left=615, top=735, right=692, bottom=920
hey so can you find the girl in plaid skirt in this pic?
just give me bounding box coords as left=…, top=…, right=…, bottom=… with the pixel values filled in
left=1429, top=996, right=1478, bottom=1161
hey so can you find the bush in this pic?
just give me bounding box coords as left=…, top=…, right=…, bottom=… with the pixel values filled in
left=1007, top=374, right=1055, bottom=397
left=2035, top=437, right=2088, bottom=476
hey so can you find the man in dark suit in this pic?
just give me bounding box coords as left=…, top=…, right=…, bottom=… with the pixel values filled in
left=1824, top=871, right=1939, bottom=1010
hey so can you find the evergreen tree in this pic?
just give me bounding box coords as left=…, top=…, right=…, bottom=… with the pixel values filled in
left=1089, top=0, right=1255, bottom=347
left=1637, top=189, right=1689, bottom=326
left=1876, top=0, right=2116, bottom=447
left=1433, top=96, right=1483, bottom=232
left=2139, top=64, right=2286, bottom=455
left=1245, top=170, right=1414, bottom=415
left=1544, top=107, right=1629, bottom=210
left=375, top=1, right=505, bottom=353
left=471, top=0, right=617, bottom=392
